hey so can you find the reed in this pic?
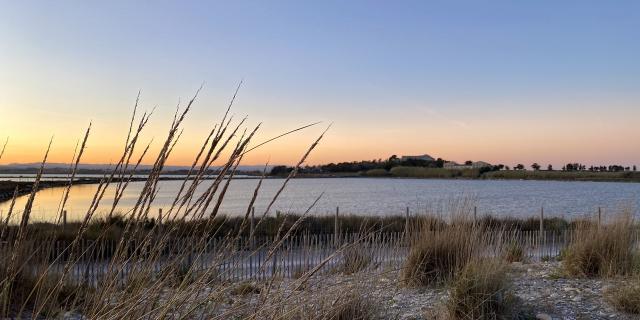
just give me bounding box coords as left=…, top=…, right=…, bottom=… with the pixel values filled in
left=446, top=259, right=516, bottom=319
left=1, top=88, right=376, bottom=319
left=605, top=278, right=640, bottom=314
left=562, top=212, right=638, bottom=277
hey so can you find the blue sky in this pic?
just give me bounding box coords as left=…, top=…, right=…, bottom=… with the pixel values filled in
left=1, top=1, right=639, bottom=166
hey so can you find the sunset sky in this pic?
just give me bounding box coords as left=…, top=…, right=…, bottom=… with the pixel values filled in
left=1, top=1, right=639, bottom=168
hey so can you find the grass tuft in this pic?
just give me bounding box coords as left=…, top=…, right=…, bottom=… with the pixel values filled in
left=230, top=282, right=261, bottom=296
left=402, top=223, right=485, bottom=286
left=446, top=259, right=516, bottom=320
left=503, top=241, right=525, bottom=263
left=605, top=280, right=640, bottom=314
left=563, top=213, right=638, bottom=277
left=338, top=246, right=372, bottom=275
left=323, top=293, right=377, bottom=320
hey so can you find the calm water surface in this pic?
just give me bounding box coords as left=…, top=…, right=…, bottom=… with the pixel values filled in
left=1, top=177, right=639, bottom=222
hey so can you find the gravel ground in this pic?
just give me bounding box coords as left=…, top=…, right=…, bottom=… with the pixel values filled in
left=56, top=261, right=639, bottom=319
left=206, top=261, right=639, bottom=319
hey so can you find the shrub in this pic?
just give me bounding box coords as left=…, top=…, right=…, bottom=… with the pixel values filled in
left=605, top=280, right=640, bottom=314
left=446, top=259, right=516, bottom=320
left=503, top=242, right=525, bottom=263
left=403, top=224, right=485, bottom=286
left=563, top=214, right=637, bottom=277
left=0, top=269, right=87, bottom=318
left=339, top=246, right=372, bottom=275
left=324, top=293, right=377, bottom=320
left=230, top=282, right=261, bottom=296
left=363, top=168, right=388, bottom=177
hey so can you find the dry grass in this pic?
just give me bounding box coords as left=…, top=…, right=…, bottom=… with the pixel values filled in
left=605, top=279, right=640, bottom=314
left=446, top=259, right=516, bottom=320
left=402, top=222, right=488, bottom=286
left=502, top=241, right=525, bottom=263
left=322, top=293, right=377, bottom=320
left=337, top=245, right=372, bottom=275
left=563, top=213, right=638, bottom=277
left=230, top=281, right=261, bottom=296
left=1, top=88, right=367, bottom=319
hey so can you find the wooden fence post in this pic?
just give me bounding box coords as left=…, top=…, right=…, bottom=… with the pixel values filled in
left=539, top=207, right=544, bottom=233
left=158, top=208, right=163, bottom=225
left=598, top=207, right=602, bottom=228
left=539, top=207, right=544, bottom=258
left=63, top=210, right=67, bottom=229
left=334, top=206, right=339, bottom=247
left=250, top=206, right=255, bottom=238
left=405, top=207, right=410, bottom=235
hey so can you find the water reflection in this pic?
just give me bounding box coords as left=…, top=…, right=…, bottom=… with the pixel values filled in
left=1, top=178, right=639, bottom=223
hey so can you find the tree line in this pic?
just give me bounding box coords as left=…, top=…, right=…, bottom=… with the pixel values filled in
left=511, top=163, right=636, bottom=172
left=270, top=156, right=637, bottom=176
left=270, top=155, right=498, bottom=176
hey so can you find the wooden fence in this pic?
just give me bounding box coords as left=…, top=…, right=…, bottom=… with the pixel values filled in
left=5, top=228, right=619, bottom=286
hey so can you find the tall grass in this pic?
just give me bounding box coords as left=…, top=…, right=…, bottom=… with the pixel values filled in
left=563, top=212, right=638, bottom=277
left=401, top=200, right=510, bottom=286
left=402, top=223, right=487, bottom=286
left=605, top=278, right=640, bottom=314
left=446, top=259, right=517, bottom=320
left=1, top=88, right=379, bottom=319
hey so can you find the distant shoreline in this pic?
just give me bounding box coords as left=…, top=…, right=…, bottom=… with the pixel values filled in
left=288, top=169, right=640, bottom=183
left=2, top=170, right=640, bottom=204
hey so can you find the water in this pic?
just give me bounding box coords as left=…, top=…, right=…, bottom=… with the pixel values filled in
left=1, top=177, right=639, bottom=222
left=0, top=174, right=252, bottom=182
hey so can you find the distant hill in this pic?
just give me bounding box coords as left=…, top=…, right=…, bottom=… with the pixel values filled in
left=0, top=163, right=273, bottom=174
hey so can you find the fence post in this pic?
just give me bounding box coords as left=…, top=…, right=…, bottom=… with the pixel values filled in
left=250, top=206, right=255, bottom=237
left=539, top=207, right=544, bottom=234
left=598, top=207, right=602, bottom=228
left=539, top=207, right=544, bottom=258
left=158, top=208, right=163, bottom=225
left=63, top=210, right=67, bottom=229
left=334, top=206, right=339, bottom=247
left=405, top=207, right=410, bottom=235
left=271, top=238, right=278, bottom=278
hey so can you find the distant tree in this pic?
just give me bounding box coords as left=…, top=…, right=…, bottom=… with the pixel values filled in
left=634, top=165, right=637, bottom=172
left=435, top=158, right=445, bottom=168
left=547, top=164, right=553, bottom=171
left=389, top=155, right=398, bottom=162
left=270, top=165, right=293, bottom=176
left=464, top=160, right=473, bottom=165
left=497, top=164, right=505, bottom=170
left=531, top=163, right=541, bottom=171
left=515, top=164, right=525, bottom=170
left=505, top=165, right=511, bottom=170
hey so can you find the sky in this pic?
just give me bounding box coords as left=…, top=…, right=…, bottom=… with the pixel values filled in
left=1, top=1, right=639, bottom=168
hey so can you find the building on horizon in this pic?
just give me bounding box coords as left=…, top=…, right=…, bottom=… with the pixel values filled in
left=400, top=154, right=435, bottom=162
left=444, top=161, right=492, bottom=170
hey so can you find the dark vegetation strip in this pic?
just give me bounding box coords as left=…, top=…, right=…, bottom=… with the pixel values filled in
left=0, top=213, right=599, bottom=242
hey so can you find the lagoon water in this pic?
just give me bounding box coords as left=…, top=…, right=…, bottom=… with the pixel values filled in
left=1, top=177, right=639, bottom=222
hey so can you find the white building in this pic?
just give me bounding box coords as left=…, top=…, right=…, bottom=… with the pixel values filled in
left=444, top=161, right=492, bottom=169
